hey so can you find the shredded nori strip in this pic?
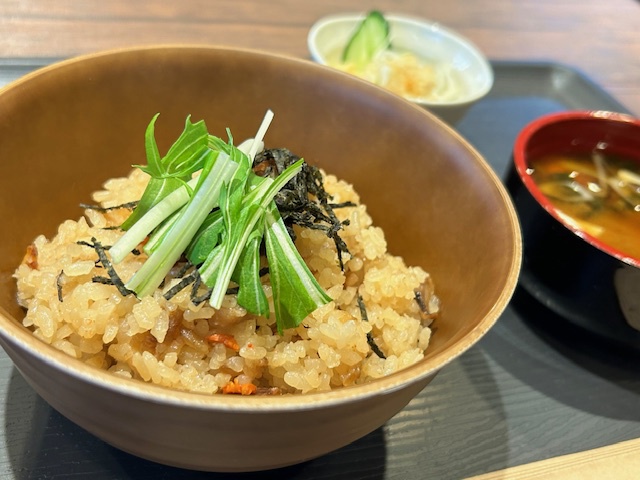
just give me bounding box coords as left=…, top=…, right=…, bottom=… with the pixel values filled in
left=329, top=201, right=357, bottom=209
left=414, top=290, right=428, bottom=314
left=175, top=261, right=194, bottom=279
left=81, top=202, right=139, bottom=231
left=92, top=275, right=115, bottom=285
left=78, top=238, right=133, bottom=297
left=191, top=271, right=203, bottom=298
left=163, top=269, right=199, bottom=301
left=191, top=289, right=211, bottom=306
left=357, top=294, right=386, bottom=359
left=56, top=271, right=65, bottom=302
left=253, top=148, right=354, bottom=270
left=79, top=201, right=138, bottom=212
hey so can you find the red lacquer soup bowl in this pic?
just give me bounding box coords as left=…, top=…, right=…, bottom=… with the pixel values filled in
left=507, top=110, right=640, bottom=347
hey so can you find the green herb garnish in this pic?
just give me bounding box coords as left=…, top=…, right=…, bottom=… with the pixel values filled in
left=120, top=114, right=210, bottom=230
left=109, top=111, right=332, bottom=333
left=264, top=204, right=331, bottom=332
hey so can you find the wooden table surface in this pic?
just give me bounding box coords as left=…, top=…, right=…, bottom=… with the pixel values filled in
left=2, top=0, right=639, bottom=115
left=2, top=1, right=640, bottom=479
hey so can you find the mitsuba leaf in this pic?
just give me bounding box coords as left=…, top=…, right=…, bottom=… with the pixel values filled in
left=140, top=113, right=162, bottom=177
left=120, top=177, right=185, bottom=231
left=264, top=204, right=331, bottom=333
left=125, top=150, right=238, bottom=297
left=162, top=116, right=210, bottom=177
left=198, top=146, right=254, bottom=293
left=186, top=210, right=225, bottom=265
left=202, top=159, right=306, bottom=312
left=121, top=115, right=210, bottom=230
left=234, top=227, right=269, bottom=317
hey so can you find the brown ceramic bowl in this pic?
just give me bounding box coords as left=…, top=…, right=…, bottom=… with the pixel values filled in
left=507, top=110, right=640, bottom=347
left=0, top=46, right=521, bottom=472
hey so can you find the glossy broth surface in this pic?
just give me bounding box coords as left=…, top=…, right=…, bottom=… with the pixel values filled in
left=529, top=151, right=640, bottom=260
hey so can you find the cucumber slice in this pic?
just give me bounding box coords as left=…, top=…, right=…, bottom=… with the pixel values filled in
left=342, top=11, right=390, bottom=68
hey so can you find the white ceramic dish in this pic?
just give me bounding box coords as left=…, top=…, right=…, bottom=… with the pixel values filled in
left=307, top=12, right=494, bottom=123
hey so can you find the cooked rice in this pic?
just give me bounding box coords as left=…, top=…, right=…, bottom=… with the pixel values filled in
left=14, top=167, right=439, bottom=395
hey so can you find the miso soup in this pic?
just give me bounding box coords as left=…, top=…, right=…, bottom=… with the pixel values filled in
left=529, top=150, right=640, bottom=260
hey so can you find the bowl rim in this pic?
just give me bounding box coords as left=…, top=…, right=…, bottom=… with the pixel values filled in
left=513, top=109, right=640, bottom=268
left=306, top=12, right=494, bottom=108
left=0, top=44, right=520, bottom=412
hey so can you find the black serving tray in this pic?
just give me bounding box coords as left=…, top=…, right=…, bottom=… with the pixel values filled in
left=456, top=60, right=631, bottom=178
left=0, top=59, right=639, bottom=480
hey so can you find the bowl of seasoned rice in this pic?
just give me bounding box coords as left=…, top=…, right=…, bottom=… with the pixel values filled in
left=0, top=46, right=520, bottom=472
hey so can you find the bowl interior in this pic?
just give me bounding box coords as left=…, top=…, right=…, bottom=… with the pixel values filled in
left=0, top=46, right=519, bottom=400
left=513, top=111, right=640, bottom=265
left=307, top=13, right=494, bottom=106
